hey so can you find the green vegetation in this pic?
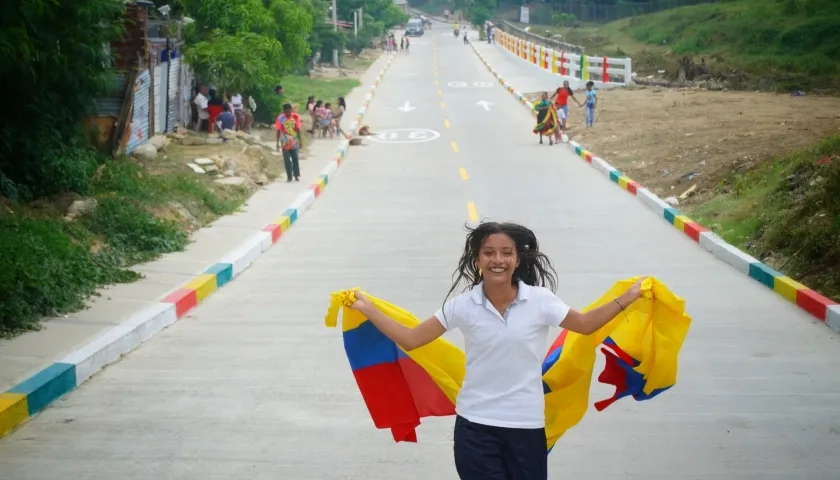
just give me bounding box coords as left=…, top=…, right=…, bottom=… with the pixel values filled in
left=0, top=0, right=404, bottom=337
left=0, top=159, right=249, bottom=337
left=688, top=136, right=840, bottom=300
left=527, top=0, right=840, bottom=91
left=254, top=76, right=362, bottom=124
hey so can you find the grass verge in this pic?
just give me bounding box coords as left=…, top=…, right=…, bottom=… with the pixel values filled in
left=254, top=74, right=362, bottom=125
left=0, top=158, right=249, bottom=339
left=686, top=135, right=840, bottom=301
left=1, top=73, right=364, bottom=339
left=508, top=0, right=840, bottom=92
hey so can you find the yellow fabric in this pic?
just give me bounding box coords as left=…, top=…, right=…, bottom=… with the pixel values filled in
left=325, top=277, right=691, bottom=449
left=542, top=277, right=691, bottom=449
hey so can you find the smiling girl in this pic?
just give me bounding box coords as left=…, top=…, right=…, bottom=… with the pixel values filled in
left=349, top=221, right=645, bottom=480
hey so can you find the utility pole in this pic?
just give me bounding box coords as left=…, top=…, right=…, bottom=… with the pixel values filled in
left=359, top=6, right=363, bottom=29
left=331, top=0, right=338, bottom=67
left=353, top=7, right=363, bottom=37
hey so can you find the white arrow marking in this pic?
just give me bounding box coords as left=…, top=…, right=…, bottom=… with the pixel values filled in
left=476, top=100, right=493, bottom=111
left=398, top=101, right=416, bottom=112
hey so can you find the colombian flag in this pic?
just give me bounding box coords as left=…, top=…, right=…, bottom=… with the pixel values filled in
left=324, top=277, right=691, bottom=451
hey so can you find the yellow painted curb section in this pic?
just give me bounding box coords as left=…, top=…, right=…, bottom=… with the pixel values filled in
left=774, top=276, right=807, bottom=303
left=0, top=393, right=28, bottom=438
left=186, top=274, right=218, bottom=302
left=673, top=215, right=692, bottom=232
left=272, top=215, right=292, bottom=232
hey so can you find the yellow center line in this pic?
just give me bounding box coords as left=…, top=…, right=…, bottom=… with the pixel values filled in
left=437, top=89, right=443, bottom=96
left=444, top=119, right=451, bottom=129
left=440, top=101, right=446, bottom=109
left=467, top=202, right=479, bottom=222
left=459, top=167, right=469, bottom=180
left=434, top=80, right=439, bottom=85
left=450, top=141, right=459, bottom=153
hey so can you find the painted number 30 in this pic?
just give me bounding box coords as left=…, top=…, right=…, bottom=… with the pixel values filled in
left=379, top=131, right=429, bottom=140
left=447, top=81, right=493, bottom=88
left=368, top=128, right=441, bottom=144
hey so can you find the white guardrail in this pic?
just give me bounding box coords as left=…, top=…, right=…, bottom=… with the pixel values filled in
left=496, top=28, right=632, bottom=87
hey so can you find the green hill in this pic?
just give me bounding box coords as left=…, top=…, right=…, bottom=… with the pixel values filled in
left=538, top=0, right=840, bottom=92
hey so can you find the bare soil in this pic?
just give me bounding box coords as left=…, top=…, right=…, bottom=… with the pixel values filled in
left=528, top=87, right=840, bottom=204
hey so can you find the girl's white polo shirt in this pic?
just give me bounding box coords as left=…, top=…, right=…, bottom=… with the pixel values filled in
left=434, top=281, right=571, bottom=429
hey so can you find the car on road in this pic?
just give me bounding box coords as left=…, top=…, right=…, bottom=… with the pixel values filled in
left=405, top=18, right=425, bottom=36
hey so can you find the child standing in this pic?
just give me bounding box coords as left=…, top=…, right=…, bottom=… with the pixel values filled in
left=583, top=81, right=597, bottom=128
left=554, top=106, right=567, bottom=143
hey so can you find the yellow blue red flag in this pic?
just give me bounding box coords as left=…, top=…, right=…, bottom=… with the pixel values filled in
left=324, top=277, right=691, bottom=451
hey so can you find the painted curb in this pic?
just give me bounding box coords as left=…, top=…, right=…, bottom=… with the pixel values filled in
left=467, top=44, right=840, bottom=332
left=0, top=54, right=398, bottom=439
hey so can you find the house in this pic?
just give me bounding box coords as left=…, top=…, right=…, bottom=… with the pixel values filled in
left=87, top=0, right=154, bottom=155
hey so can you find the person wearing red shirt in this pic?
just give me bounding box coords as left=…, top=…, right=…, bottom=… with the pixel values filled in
left=550, top=80, right=582, bottom=130
left=276, top=103, right=302, bottom=182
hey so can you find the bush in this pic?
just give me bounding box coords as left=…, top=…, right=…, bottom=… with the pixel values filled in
left=0, top=0, right=124, bottom=201
left=692, top=135, right=840, bottom=300
left=0, top=158, right=243, bottom=337
left=758, top=137, right=840, bottom=288
left=0, top=215, right=137, bottom=337
left=83, top=198, right=189, bottom=265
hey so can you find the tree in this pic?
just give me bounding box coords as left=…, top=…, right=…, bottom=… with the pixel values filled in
left=186, top=31, right=285, bottom=93
left=267, top=0, right=317, bottom=71
left=181, top=0, right=315, bottom=92
left=464, top=0, right=496, bottom=26
left=0, top=0, right=125, bottom=201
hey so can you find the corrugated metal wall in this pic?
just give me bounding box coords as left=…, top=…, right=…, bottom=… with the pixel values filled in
left=92, top=72, right=130, bottom=117
left=126, top=69, right=151, bottom=154
left=167, top=58, right=181, bottom=132
left=153, top=63, right=165, bottom=134
left=180, top=62, right=195, bottom=130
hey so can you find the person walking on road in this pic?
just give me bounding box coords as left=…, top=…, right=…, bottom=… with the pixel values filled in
left=276, top=103, right=301, bottom=183
left=333, top=96, right=350, bottom=140
left=549, top=80, right=581, bottom=131
left=583, top=81, right=597, bottom=128
left=532, top=92, right=560, bottom=145
left=348, top=221, right=646, bottom=480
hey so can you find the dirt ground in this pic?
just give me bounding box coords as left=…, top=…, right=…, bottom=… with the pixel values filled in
left=537, top=87, right=840, bottom=204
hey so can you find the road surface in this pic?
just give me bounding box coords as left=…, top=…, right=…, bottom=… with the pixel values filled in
left=1, top=26, right=839, bottom=480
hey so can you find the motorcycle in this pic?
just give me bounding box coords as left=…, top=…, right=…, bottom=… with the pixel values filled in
left=453, top=28, right=459, bottom=37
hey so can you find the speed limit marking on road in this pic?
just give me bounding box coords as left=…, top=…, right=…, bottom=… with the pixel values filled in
left=367, top=128, right=441, bottom=144
left=447, top=81, right=494, bottom=88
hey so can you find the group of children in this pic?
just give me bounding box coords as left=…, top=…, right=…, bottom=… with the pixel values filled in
left=381, top=33, right=410, bottom=53
left=532, top=80, right=598, bottom=145
left=304, top=96, right=349, bottom=140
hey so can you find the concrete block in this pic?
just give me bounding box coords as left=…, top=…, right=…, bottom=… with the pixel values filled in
left=591, top=157, right=615, bottom=177
left=218, top=233, right=267, bottom=278
left=290, top=189, right=316, bottom=216
left=827, top=305, right=840, bottom=332
left=60, top=302, right=177, bottom=385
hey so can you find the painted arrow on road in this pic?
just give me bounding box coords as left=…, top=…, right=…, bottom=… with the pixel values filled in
left=476, top=100, right=493, bottom=111
left=398, top=101, right=416, bottom=112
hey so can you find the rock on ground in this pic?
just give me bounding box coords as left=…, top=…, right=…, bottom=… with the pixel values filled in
left=133, top=143, right=158, bottom=160
left=65, top=198, right=98, bottom=220
left=214, top=176, right=248, bottom=186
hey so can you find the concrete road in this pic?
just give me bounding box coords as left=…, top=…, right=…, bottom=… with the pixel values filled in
left=1, top=27, right=840, bottom=480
